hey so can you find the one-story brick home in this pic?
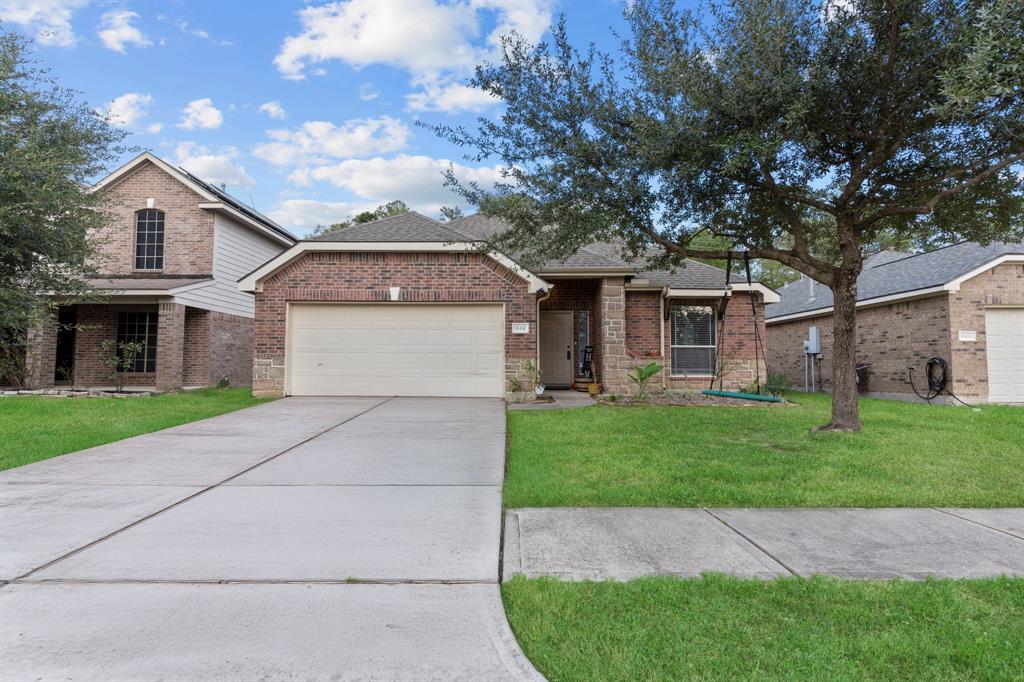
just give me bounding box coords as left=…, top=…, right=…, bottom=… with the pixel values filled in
left=239, top=212, right=778, bottom=398
left=766, top=241, right=1024, bottom=403
left=22, top=153, right=296, bottom=391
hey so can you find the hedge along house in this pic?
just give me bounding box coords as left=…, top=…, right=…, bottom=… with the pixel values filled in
left=766, top=241, right=1024, bottom=404
left=22, top=153, right=296, bottom=392
left=239, top=212, right=778, bottom=399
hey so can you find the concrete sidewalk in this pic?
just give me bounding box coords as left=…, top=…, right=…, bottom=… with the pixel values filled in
left=503, top=507, right=1024, bottom=581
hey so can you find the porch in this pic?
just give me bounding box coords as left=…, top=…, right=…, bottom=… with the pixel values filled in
left=536, top=277, right=766, bottom=395
left=23, top=301, right=242, bottom=392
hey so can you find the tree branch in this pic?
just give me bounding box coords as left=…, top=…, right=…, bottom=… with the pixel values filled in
left=858, top=151, right=1024, bottom=228
left=637, top=223, right=835, bottom=284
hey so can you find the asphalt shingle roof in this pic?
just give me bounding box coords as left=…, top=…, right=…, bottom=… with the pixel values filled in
left=766, top=241, right=1024, bottom=319
left=448, top=214, right=736, bottom=288
left=308, top=211, right=465, bottom=242
left=308, top=211, right=741, bottom=289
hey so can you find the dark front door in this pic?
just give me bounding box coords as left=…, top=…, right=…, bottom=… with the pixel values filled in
left=54, top=306, right=76, bottom=383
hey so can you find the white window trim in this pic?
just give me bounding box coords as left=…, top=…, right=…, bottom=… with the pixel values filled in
left=670, top=305, right=717, bottom=377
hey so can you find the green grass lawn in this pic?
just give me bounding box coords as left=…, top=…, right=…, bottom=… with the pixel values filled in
left=505, top=392, right=1024, bottom=508
left=0, top=388, right=271, bottom=471
left=502, top=575, right=1024, bottom=682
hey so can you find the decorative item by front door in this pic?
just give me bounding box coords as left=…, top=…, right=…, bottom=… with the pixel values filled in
left=539, top=311, right=574, bottom=386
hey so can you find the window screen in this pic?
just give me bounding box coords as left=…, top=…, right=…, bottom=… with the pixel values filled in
left=670, top=306, right=716, bottom=375
left=116, top=312, right=158, bottom=373
left=135, top=209, right=165, bottom=270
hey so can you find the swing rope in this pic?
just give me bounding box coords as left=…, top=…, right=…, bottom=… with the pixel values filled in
left=709, top=250, right=771, bottom=394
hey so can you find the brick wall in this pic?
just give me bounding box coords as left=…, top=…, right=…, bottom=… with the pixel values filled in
left=208, top=311, right=253, bottom=387
left=252, top=250, right=538, bottom=397
left=947, top=262, right=1024, bottom=399
left=183, top=308, right=210, bottom=386
left=766, top=294, right=952, bottom=395
left=91, top=160, right=214, bottom=276
left=625, top=290, right=661, bottom=356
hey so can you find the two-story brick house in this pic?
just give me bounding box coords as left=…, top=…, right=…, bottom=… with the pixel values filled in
left=24, top=152, right=296, bottom=391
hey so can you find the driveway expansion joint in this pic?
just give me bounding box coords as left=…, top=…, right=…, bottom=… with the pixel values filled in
left=12, top=396, right=395, bottom=582
left=930, top=507, right=1024, bottom=541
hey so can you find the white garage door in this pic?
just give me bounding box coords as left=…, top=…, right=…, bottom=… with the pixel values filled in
left=986, top=308, right=1024, bottom=403
left=288, top=303, right=505, bottom=397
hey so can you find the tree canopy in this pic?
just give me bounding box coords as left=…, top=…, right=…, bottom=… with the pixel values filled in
left=309, top=200, right=411, bottom=237
left=432, top=0, right=1023, bottom=430
left=0, top=30, right=127, bottom=336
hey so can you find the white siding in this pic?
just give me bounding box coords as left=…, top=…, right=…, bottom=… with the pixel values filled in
left=174, top=215, right=286, bottom=317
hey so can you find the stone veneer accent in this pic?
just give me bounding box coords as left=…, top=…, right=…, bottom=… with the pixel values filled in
left=250, top=250, right=539, bottom=397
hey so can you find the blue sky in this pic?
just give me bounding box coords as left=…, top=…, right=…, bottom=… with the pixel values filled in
left=2, top=0, right=633, bottom=236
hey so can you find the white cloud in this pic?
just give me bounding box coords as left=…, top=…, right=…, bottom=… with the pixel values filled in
left=253, top=116, right=410, bottom=166
left=267, top=199, right=374, bottom=233
left=274, top=0, right=552, bottom=97
left=174, top=18, right=232, bottom=46
left=101, top=92, right=153, bottom=127
left=359, top=83, right=380, bottom=101
left=0, top=0, right=87, bottom=47
left=287, top=154, right=505, bottom=210
left=274, top=0, right=476, bottom=80
left=173, top=142, right=255, bottom=188
left=406, top=79, right=498, bottom=113
left=258, top=101, right=287, bottom=120
left=178, top=98, right=224, bottom=130
left=98, top=10, right=152, bottom=53
left=146, top=122, right=163, bottom=134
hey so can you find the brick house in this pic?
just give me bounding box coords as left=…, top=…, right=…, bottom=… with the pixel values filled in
left=766, top=242, right=1024, bottom=403
left=23, top=153, right=296, bottom=391
left=239, top=212, right=778, bottom=398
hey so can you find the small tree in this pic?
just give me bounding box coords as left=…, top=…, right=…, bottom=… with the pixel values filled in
left=432, top=0, right=1024, bottom=431
left=627, top=361, right=663, bottom=400
left=99, top=339, right=144, bottom=393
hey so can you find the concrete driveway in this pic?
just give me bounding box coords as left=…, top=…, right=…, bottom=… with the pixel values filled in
left=1, top=397, right=542, bottom=681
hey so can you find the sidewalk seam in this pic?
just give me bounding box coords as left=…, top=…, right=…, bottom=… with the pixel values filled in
left=930, top=507, right=1024, bottom=542
left=701, top=508, right=798, bottom=576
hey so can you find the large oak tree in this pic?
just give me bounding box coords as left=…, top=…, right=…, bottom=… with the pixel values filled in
left=433, top=0, right=1023, bottom=431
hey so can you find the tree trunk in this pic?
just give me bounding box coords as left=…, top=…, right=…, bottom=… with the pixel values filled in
left=823, top=268, right=861, bottom=431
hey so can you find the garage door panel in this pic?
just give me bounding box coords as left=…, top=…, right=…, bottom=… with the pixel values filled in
left=288, top=304, right=505, bottom=397
left=985, top=308, right=1024, bottom=403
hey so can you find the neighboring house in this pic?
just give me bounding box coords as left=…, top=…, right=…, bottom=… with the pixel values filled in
left=239, top=212, right=778, bottom=398
left=766, top=242, right=1024, bottom=403
left=24, top=153, right=296, bottom=391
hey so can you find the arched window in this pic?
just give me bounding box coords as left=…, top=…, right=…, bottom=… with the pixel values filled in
left=135, top=209, right=165, bottom=270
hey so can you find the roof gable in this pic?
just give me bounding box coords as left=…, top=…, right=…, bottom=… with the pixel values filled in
left=94, top=152, right=295, bottom=245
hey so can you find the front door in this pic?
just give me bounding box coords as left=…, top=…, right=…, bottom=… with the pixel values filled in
left=539, top=311, right=574, bottom=386
left=54, top=306, right=76, bottom=383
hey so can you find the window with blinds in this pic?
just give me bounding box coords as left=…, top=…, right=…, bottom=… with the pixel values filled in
left=670, top=305, right=716, bottom=376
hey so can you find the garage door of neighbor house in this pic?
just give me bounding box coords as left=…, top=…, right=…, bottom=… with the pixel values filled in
left=985, top=308, right=1024, bottom=403
left=288, top=303, right=505, bottom=397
